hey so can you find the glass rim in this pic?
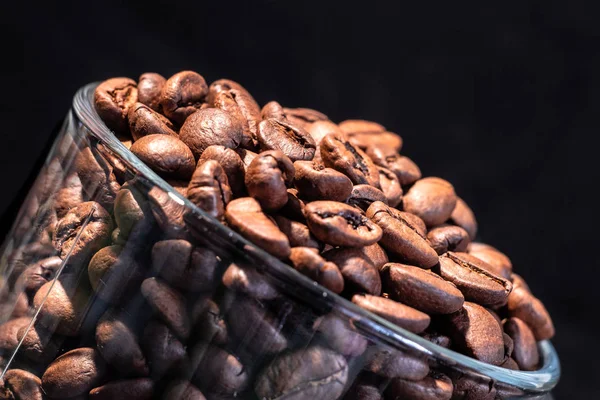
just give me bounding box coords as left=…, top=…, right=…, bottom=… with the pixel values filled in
left=72, top=82, right=560, bottom=394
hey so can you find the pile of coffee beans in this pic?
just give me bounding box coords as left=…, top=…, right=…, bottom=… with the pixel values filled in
left=0, top=70, right=555, bottom=399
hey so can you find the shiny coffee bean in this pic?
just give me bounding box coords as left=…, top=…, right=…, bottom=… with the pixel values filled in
left=16, top=324, right=63, bottom=365
left=348, top=184, right=388, bottom=211
left=141, top=278, right=190, bottom=340
left=55, top=172, right=84, bottom=218
left=142, top=320, right=187, bottom=380
left=323, top=247, right=382, bottom=295
left=190, top=343, right=249, bottom=396
left=343, top=382, right=382, bottom=400
left=138, top=72, right=166, bottom=111
left=15, top=256, right=61, bottom=299
left=507, top=286, right=555, bottom=340
left=222, top=263, right=279, bottom=300
left=128, top=102, right=177, bottom=141
left=306, top=120, right=345, bottom=144
left=199, top=145, right=246, bottom=197
left=283, top=107, right=329, bottom=128
left=261, top=100, right=286, bottom=120
left=448, top=373, right=497, bottom=400
left=314, top=313, right=367, bottom=356
left=42, top=347, right=107, bottom=399
left=2, top=369, right=43, bottom=400
left=88, top=245, right=144, bottom=304
left=438, top=252, right=512, bottom=307
left=362, top=243, right=389, bottom=270
left=75, top=146, right=121, bottom=212
left=426, top=224, right=470, bottom=255
left=148, top=186, right=189, bottom=240
left=114, top=183, right=155, bottom=240
left=211, top=90, right=256, bottom=149
left=258, top=118, right=316, bottom=161
left=163, top=380, right=206, bottom=400
left=89, top=378, right=154, bottom=400
left=386, top=372, right=453, bottom=400
left=402, top=177, right=457, bottom=226
left=245, top=150, right=295, bottom=210
left=366, top=145, right=421, bottom=187
left=467, top=242, right=512, bottom=279
left=449, top=197, right=478, bottom=240
left=94, top=77, right=138, bottom=134
left=305, top=201, right=382, bottom=247
left=255, top=346, right=348, bottom=400
left=338, top=119, right=403, bottom=151
left=352, top=294, right=430, bottom=333
left=274, top=215, right=322, bottom=250
left=0, top=317, right=30, bottom=356
left=190, top=297, right=228, bottom=345
left=320, top=134, right=380, bottom=188
left=179, top=108, right=243, bottom=159
left=382, top=263, right=464, bottom=314
left=378, top=166, right=403, bottom=207
left=279, top=188, right=306, bottom=221
left=366, top=202, right=438, bottom=268
left=289, top=247, right=344, bottom=293
left=421, top=332, right=452, bottom=348
left=365, top=346, right=429, bottom=380
left=160, top=71, right=208, bottom=125
left=293, top=160, right=353, bottom=202
left=225, top=197, right=291, bottom=259
left=130, top=134, right=196, bottom=180
left=186, top=160, right=232, bottom=219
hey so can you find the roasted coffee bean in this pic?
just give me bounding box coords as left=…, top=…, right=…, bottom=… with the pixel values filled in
left=421, top=332, right=452, bottom=348
left=55, top=172, right=84, bottom=218
left=141, top=278, right=190, bottom=340
left=366, top=145, right=421, bottom=187
left=88, top=245, right=144, bottom=304
left=352, top=294, right=430, bottom=333
left=323, top=247, right=382, bottom=295
left=305, top=201, right=382, bottom=247
left=257, top=118, right=316, bottom=161
left=377, top=166, right=402, bottom=207
left=225, top=197, right=291, bottom=259
left=142, top=320, right=187, bottom=380
left=402, top=177, right=457, bottom=226
left=255, top=346, right=348, bottom=400
left=279, top=188, right=306, bottom=221
left=138, top=72, right=166, bottom=111
left=261, top=100, right=286, bottom=120
left=283, top=107, right=329, bottom=128
left=15, top=256, right=61, bottom=298
left=227, top=297, right=288, bottom=355
left=53, top=201, right=113, bottom=266
left=128, top=102, right=177, bottom=141
left=94, top=77, right=138, bottom=134
left=306, top=120, right=345, bottom=145
left=75, top=146, right=121, bottom=212
left=503, top=331, right=514, bottom=358
left=16, top=324, right=63, bottom=365
left=382, top=263, right=464, bottom=314
left=438, top=252, right=512, bottom=307
left=114, top=183, right=155, bottom=240
left=179, top=108, right=243, bottom=159
left=449, top=197, right=478, bottom=240
left=426, top=224, right=470, bottom=255
left=164, top=380, right=206, bottom=400
left=362, top=243, right=389, bottom=270
left=366, top=202, right=438, bottom=268
left=293, top=160, right=353, bottom=202
left=339, top=120, right=403, bottom=151
left=386, top=372, right=453, bottom=400
left=238, top=148, right=258, bottom=170
left=343, top=382, right=382, bottom=400
left=313, top=313, right=367, bottom=356
left=320, top=134, right=381, bottom=188
left=442, top=302, right=505, bottom=365
left=130, top=134, right=196, bottom=180
left=348, top=184, right=388, bottom=211
left=289, top=247, right=344, bottom=293
left=160, top=71, right=208, bottom=125
left=467, top=242, right=512, bottom=279
left=211, top=90, right=256, bottom=149
left=95, top=311, right=148, bottom=376
left=274, top=216, right=322, bottom=250
left=365, top=346, right=429, bottom=380
left=0, top=317, right=30, bottom=356
left=152, top=240, right=219, bottom=292
left=89, top=378, right=154, bottom=400
left=222, top=263, right=278, bottom=300
left=190, top=343, right=249, bottom=396
left=2, top=369, right=43, bottom=400
left=186, top=160, right=232, bottom=219
left=199, top=145, right=246, bottom=197
left=208, top=79, right=261, bottom=141
left=42, top=347, right=107, bottom=399
left=511, top=273, right=531, bottom=292
left=245, top=150, right=294, bottom=211
left=500, top=357, right=520, bottom=370
left=148, top=186, right=189, bottom=240
left=448, top=373, right=497, bottom=400
left=190, top=297, right=228, bottom=345
left=507, top=286, right=555, bottom=340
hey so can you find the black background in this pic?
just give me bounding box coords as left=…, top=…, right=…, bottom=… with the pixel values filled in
left=2, top=1, right=598, bottom=398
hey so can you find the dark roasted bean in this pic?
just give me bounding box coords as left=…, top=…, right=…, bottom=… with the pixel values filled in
left=289, top=247, right=344, bottom=293
left=137, top=72, right=166, bottom=111
left=339, top=120, right=403, bottom=151
left=140, top=278, right=191, bottom=340
left=507, top=286, right=555, bottom=340
left=179, top=108, right=243, bottom=159
left=347, top=184, right=388, bottom=211
left=88, top=245, right=144, bottom=304
left=449, top=197, right=478, bottom=240
left=365, top=345, right=429, bottom=380
left=128, top=102, right=177, bottom=141
left=245, top=150, right=295, bottom=211
left=467, top=242, right=512, bottom=279
left=186, top=159, right=232, bottom=219
left=320, top=134, right=380, bottom=188
left=199, top=145, right=247, bottom=197
left=402, top=177, right=457, bottom=226
left=89, top=378, right=154, bottom=400
left=293, top=160, right=353, bottom=202
left=323, top=247, right=382, bottom=295
left=94, top=77, right=138, bottom=134
left=352, top=294, right=430, bottom=333
left=377, top=166, right=403, bottom=207
left=222, top=263, right=279, bottom=300
left=160, top=71, right=208, bottom=125
left=366, top=145, right=421, bottom=186
left=386, top=372, right=453, bottom=400
left=258, top=118, right=316, bottom=161
left=426, top=224, right=470, bottom=255
left=274, top=216, right=322, bottom=250
left=314, top=313, right=367, bottom=356
left=42, top=348, right=107, bottom=399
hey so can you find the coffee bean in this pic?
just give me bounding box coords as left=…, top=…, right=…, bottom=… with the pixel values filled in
left=95, top=311, right=148, bottom=376
left=289, top=247, right=344, bottom=293
left=280, top=188, right=307, bottom=221
left=365, top=346, right=429, bottom=380
left=53, top=201, right=113, bottom=266
left=377, top=166, right=403, bottom=207
left=306, top=120, right=345, bottom=145
left=141, top=278, right=190, bottom=340
left=190, top=343, right=249, bottom=396
left=323, top=247, right=382, bottom=295
left=426, top=224, right=470, bottom=255
left=245, top=150, right=295, bottom=211
left=257, top=118, right=316, bottom=161
left=500, top=357, right=520, bottom=371
left=88, top=245, right=144, bottom=304
left=160, top=71, right=208, bottom=125
left=2, top=369, right=43, bottom=400
left=421, top=332, right=452, bottom=348
left=89, top=378, right=154, bottom=400
left=437, top=252, right=512, bottom=307
left=343, top=382, right=382, bottom=400
left=137, top=72, right=166, bottom=111
left=467, top=242, right=512, bottom=279
left=348, top=184, right=388, bottom=211
left=190, top=297, right=228, bottom=345
left=114, top=183, right=155, bottom=240
left=130, top=134, right=196, bottom=180
left=274, top=216, right=322, bottom=250
left=387, top=372, right=453, bottom=400
left=510, top=273, right=531, bottom=292
left=75, top=147, right=120, bottom=212
left=164, top=380, right=206, bottom=400
left=366, top=145, right=421, bottom=187
left=507, top=286, right=555, bottom=340
left=261, top=100, right=286, bottom=120
left=199, top=145, right=246, bottom=197
left=293, top=160, right=353, bottom=202
left=283, top=107, right=329, bottom=128
left=362, top=243, right=389, bottom=270
left=55, top=172, right=84, bottom=218
left=222, top=263, right=279, bottom=300
left=186, top=159, right=232, bottom=219
left=366, top=202, right=438, bottom=268
left=305, top=201, right=382, bottom=247
left=0, top=317, right=30, bottom=356
left=352, top=294, right=430, bottom=333
left=449, top=197, right=478, bottom=240
left=225, top=197, right=291, bottom=259
left=15, top=256, right=61, bottom=298
left=127, top=102, right=177, bottom=141
left=338, top=120, right=403, bottom=151
left=382, top=263, right=464, bottom=314
left=148, top=186, right=189, bottom=240
left=42, top=347, right=107, bottom=399
left=320, top=134, right=381, bottom=188
left=16, top=324, right=63, bottom=365
left=402, top=177, right=457, bottom=227
left=313, top=313, right=367, bottom=356
left=211, top=90, right=257, bottom=150
left=255, top=346, right=348, bottom=400
left=142, top=320, right=187, bottom=380
left=179, top=108, right=243, bottom=159
left=442, top=302, right=505, bottom=365
left=448, top=373, right=497, bottom=400
left=94, top=77, right=138, bottom=134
